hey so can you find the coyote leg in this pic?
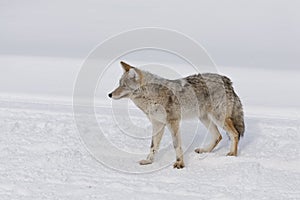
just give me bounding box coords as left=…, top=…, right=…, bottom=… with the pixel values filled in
left=223, top=118, right=239, bottom=156
left=195, top=118, right=222, bottom=154
left=167, top=120, right=185, bottom=169
left=139, top=120, right=165, bottom=165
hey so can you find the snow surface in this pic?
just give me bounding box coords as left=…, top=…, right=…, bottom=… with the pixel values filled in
left=0, top=56, right=299, bottom=199
left=0, top=99, right=299, bottom=199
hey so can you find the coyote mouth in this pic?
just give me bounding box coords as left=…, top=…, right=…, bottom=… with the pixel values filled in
left=111, top=92, right=130, bottom=100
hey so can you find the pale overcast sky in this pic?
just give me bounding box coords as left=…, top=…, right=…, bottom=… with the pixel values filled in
left=1, top=0, right=299, bottom=69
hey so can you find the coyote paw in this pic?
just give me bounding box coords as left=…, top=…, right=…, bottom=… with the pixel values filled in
left=194, top=148, right=209, bottom=154
left=173, top=161, right=185, bottom=169
left=139, top=159, right=153, bottom=165
left=226, top=152, right=237, bottom=156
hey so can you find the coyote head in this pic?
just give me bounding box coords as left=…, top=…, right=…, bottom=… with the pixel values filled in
left=108, top=61, right=143, bottom=99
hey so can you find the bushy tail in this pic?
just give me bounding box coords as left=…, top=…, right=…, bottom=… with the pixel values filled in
left=232, top=93, right=245, bottom=139
left=221, top=75, right=245, bottom=139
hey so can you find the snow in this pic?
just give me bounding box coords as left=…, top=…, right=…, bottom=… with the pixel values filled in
left=0, top=99, right=299, bottom=199
left=0, top=51, right=300, bottom=200
left=0, top=56, right=299, bottom=199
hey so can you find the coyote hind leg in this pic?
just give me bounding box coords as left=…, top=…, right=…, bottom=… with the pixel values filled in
left=223, top=118, right=239, bottom=156
left=195, top=117, right=222, bottom=154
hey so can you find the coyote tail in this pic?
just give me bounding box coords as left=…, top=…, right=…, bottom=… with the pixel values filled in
left=232, top=93, right=245, bottom=139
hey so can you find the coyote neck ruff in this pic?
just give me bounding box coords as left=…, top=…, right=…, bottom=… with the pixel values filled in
left=109, top=61, right=245, bottom=169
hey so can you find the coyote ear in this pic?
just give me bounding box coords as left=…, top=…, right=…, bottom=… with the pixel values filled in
left=128, top=68, right=139, bottom=80
left=120, top=61, right=132, bottom=72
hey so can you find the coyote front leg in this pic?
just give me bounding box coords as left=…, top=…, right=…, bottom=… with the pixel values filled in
left=139, top=120, right=165, bottom=165
left=167, top=120, right=185, bottom=169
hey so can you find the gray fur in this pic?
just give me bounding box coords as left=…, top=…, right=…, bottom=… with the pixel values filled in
left=109, top=62, right=245, bottom=169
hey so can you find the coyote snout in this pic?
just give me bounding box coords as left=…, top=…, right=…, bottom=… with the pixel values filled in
left=109, top=61, right=245, bottom=169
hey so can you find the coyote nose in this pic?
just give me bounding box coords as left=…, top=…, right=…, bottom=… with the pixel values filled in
left=108, top=93, right=112, bottom=98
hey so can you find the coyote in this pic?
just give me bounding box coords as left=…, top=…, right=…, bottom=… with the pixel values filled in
left=108, top=61, right=245, bottom=169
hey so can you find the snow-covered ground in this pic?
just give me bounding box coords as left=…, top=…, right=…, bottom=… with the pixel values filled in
left=0, top=99, right=299, bottom=199
left=0, top=55, right=300, bottom=199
